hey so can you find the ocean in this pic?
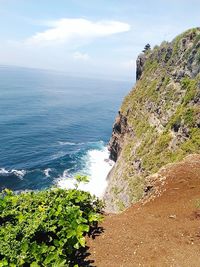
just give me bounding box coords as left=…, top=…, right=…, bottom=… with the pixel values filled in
left=0, top=66, right=131, bottom=197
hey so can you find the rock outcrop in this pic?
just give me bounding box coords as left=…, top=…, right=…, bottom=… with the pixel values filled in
left=136, top=53, right=147, bottom=80
left=108, top=111, right=128, bottom=162
left=104, top=28, right=200, bottom=212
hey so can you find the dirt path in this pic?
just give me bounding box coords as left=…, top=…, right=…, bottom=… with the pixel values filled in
left=87, top=154, right=200, bottom=267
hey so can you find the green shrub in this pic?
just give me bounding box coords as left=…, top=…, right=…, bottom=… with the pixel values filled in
left=0, top=180, right=103, bottom=266
left=181, top=78, right=197, bottom=105
left=183, top=108, right=195, bottom=127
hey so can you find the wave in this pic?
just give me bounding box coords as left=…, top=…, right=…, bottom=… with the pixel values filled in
left=50, top=151, right=69, bottom=160
left=58, top=140, right=104, bottom=146
left=0, top=168, right=26, bottom=179
left=0, top=141, right=112, bottom=192
left=57, top=169, right=75, bottom=190
left=0, top=168, right=9, bottom=175
left=56, top=145, right=114, bottom=197
left=86, top=140, right=104, bottom=145
left=58, top=141, right=78, bottom=146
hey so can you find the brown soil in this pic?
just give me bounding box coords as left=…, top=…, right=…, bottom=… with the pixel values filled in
left=87, top=154, right=200, bottom=267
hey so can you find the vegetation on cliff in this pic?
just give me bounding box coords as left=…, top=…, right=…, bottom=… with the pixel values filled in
left=0, top=180, right=103, bottom=266
left=105, top=28, right=200, bottom=212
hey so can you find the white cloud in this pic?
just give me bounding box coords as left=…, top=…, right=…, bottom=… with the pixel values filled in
left=73, top=51, right=90, bottom=61
left=26, top=18, right=131, bottom=45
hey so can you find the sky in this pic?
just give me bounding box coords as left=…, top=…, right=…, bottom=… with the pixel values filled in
left=0, top=0, right=199, bottom=81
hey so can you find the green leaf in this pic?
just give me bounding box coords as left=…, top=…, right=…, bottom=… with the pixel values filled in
left=21, top=241, right=29, bottom=253
left=0, top=259, right=8, bottom=267
left=88, top=212, right=103, bottom=223
left=67, top=230, right=76, bottom=239
left=73, top=243, right=80, bottom=250
left=30, top=262, right=40, bottom=267
left=49, top=246, right=56, bottom=251
left=19, top=258, right=25, bottom=265
left=53, top=239, right=60, bottom=247
left=40, top=243, right=48, bottom=254
left=52, top=259, right=67, bottom=267
left=0, top=199, right=6, bottom=210
left=79, top=237, right=86, bottom=247
left=4, top=188, right=13, bottom=196
left=81, top=224, right=89, bottom=233
left=44, top=253, right=57, bottom=265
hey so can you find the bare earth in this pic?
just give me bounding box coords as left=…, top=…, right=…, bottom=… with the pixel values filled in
left=87, top=154, right=200, bottom=267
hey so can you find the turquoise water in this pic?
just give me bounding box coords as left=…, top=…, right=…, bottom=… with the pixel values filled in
left=0, top=66, right=131, bottom=192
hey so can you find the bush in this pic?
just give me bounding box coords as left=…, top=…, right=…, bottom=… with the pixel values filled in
left=0, top=181, right=103, bottom=266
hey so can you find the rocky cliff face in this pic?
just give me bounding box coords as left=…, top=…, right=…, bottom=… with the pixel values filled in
left=136, top=53, right=147, bottom=80
left=105, top=28, right=200, bottom=212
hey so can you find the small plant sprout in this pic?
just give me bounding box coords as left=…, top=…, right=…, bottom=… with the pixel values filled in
left=74, top=174, right=90, bottom=189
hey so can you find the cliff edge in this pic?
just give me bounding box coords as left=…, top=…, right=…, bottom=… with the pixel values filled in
left=105, top=28, right=200, bottom=212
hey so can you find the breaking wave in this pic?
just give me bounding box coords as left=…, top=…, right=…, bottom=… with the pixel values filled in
left=57, top=144, right=114, bottom=197
left=0, top=168, right=26, bottom=179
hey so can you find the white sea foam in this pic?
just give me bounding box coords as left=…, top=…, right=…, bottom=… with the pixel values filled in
left=58, top=140, right=104, bottom=146
left=12, top=169, right=26, bottom=178
left=0, top=168, right=26, bottom=179
left=44, top=168, right=52, bottom=177
left=0, top=168, right=9, bottom=175
left=57, top=146, right=114, bottom=197
left=58, top=141, right=77, bottom=146
left=57, top=170, right=76, bottom=190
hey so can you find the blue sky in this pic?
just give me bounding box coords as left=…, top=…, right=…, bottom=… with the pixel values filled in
left=0, top=0, right=199, bottom=80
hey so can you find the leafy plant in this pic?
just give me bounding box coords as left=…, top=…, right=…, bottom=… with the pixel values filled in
left=0, top=178, right=104, bottom=266
left=74, top=174, right=90, bottom=190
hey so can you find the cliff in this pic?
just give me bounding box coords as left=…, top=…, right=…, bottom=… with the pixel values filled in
left=105, top=28, right=200, bottom=212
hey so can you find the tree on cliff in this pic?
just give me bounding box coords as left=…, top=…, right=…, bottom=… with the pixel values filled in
left=143, top=43, right=151, bottom=53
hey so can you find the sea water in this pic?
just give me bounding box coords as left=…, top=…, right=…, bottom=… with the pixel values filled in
left=0, top=66, right=131, bottom=197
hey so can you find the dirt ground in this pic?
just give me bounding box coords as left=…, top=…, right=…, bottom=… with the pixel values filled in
left=87, top=154, right=200, bottom=267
